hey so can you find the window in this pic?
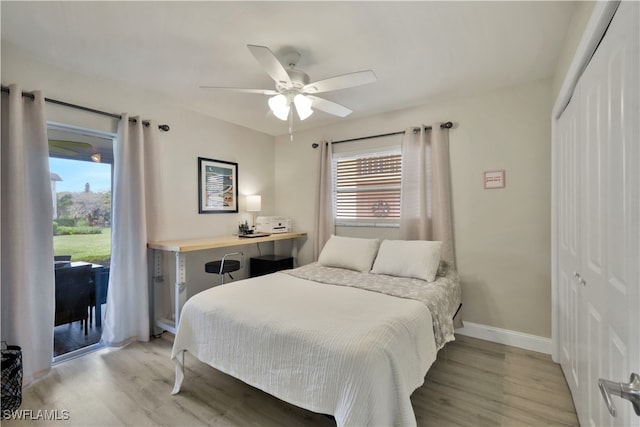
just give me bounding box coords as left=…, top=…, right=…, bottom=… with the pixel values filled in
left=49, top=124, right=114, bottom=267
left=333, top=149, right=402, bottom=227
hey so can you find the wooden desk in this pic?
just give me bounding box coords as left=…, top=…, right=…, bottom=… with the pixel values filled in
left=148, top=232, right=307, bottom=334
left=148, top=232, right=307, bottom=252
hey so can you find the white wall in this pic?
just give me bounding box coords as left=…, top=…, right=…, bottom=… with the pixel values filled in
left=2, top=45, right=277, bottom=300
left=275, top=79, right=553, bottom=338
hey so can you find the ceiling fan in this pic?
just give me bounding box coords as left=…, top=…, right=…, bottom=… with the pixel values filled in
left=49, top=140, right=101, bottom=162
left=201, top=44, right=377, bottom=126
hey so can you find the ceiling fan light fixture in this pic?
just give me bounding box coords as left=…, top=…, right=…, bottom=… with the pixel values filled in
left=91, top=152, right=101, bottom=163
left=268, top=94, right=290, bottom=121
left=204, top=44, right=376, bottom=125
left=293, top=94, right=313, bottom=120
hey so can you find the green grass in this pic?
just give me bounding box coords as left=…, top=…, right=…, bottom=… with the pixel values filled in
left=53, top=228, right=111, bottom=265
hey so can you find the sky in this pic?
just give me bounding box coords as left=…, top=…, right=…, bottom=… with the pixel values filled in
left=49, top=158, right=112, bottom=193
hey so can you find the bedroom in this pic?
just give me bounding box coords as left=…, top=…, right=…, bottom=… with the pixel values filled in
left=2, top=1, right=638, bottom=426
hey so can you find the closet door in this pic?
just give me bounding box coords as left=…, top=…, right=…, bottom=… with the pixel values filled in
left=556, top=2, right=639, bottom=426
left=578, top=2, right=639, bottom=426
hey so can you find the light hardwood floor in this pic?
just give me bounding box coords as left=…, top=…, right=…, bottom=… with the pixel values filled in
left=4, top=334, right=578, bottom=426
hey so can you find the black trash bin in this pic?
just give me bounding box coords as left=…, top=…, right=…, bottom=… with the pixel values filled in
left=1, top=343, right=23, bottom=417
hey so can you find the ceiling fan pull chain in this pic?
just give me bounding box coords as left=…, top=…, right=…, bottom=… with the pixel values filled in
left=289, top=110, right=294, bottom=142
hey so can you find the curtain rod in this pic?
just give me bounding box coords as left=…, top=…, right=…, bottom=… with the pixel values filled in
left=1, top=85, right=170, bottom=132
left=311, top=121, right=453, bottom=148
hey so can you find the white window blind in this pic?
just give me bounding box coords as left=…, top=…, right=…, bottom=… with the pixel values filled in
left=333, top=149, right=401, bottom=226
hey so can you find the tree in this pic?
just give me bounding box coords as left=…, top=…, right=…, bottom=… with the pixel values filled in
left=56, top=193, right=74, bottom=218
left=68, top=191, right=111, bottom=226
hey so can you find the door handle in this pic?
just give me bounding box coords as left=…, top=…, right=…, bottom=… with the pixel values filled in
left=598, top=373, right=640, bottom=417
left=572, top=272, right=586, bottom=285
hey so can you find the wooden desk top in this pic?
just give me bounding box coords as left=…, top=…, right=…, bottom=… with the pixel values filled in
left=147, top=232, right=307, bottom=253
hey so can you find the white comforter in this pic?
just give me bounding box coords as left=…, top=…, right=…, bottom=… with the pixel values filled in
left=171, top=271, right=439, bottom=426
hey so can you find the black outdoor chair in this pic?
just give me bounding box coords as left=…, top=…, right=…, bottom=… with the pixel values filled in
left=54, top=255, right=72, bottom=269
left=89, top=267, right=109, bottom=327
left=54, top=264, right=92, bottom=336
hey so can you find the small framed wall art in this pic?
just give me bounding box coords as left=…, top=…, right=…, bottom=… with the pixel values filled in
left=198, top=157, right=238, bottom=213
left=483, top=170, right=505, bottom=189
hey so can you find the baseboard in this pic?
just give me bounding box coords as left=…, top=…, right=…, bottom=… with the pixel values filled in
left=455, top=321, right=552, bottom=355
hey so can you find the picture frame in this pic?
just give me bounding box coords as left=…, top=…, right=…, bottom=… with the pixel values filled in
left=198, top=157, right=238, bottom=213
left=483, top=169, right=506, bottom=189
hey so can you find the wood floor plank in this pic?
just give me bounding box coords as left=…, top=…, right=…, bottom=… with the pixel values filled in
left=3, top=334, right=578, bottom=426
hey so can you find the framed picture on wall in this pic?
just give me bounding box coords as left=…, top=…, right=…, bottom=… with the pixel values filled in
left=483, top=169, right=505, bottom=189
left=198, top=157, right=238, bottom=213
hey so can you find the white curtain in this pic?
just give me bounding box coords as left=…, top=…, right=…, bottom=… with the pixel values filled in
left=1, top=84, right=55, bottom=384
left=314, top=141, right=334, bottom=260
left=101, top=115, right=156, bottom=346
left=399, top=124, right=455, bottom=266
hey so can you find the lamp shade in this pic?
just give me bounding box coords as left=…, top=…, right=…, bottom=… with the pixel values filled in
left=268, top=93, right=314, bottom=121
left=268, top=95, right=290, bottom=121
left=294, top=94, right=313, bottom=120
left=246, top=195, right=262, bottom=212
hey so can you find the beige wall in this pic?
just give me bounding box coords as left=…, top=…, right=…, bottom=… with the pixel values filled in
left=275, top=79, right=553, bottom=338
left=2, top=45, right=277, bottom=299
left=4, top=12, right=588, bottom=337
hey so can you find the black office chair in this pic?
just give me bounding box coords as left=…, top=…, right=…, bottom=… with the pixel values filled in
left=54, top=264, right=92, bottom=336
left=205, top=252, right=243, bottom=284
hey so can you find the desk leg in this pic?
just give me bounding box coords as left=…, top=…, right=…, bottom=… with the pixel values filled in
left=154, top=251, right=186, bottom=335
left=174, top=252, right=187, bottom=328
left=152, top=249, right=164, bottom=337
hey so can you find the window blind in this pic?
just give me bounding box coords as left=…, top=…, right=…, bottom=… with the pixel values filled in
left=333, top=151, right=401, bottom=224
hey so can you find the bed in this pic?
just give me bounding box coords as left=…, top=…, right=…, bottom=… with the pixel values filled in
left=171, top=236, right=462, bottom=426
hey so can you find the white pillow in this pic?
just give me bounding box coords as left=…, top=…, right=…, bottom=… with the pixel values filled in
left=371, top=240, right=442, bottom=282
left=318, top=235, right=380, bottom=272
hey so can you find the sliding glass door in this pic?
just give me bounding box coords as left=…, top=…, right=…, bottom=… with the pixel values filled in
left=48, top=123, right=115, bottom=360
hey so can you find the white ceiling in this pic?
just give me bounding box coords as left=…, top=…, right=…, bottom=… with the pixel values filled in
left=1, top=1, right=577, bottom=136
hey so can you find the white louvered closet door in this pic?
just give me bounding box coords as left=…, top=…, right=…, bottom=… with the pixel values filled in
left=556, top=2, right=639, bottom=426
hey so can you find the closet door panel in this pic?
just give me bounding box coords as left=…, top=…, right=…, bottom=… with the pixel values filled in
left=605, top=8, right=640, bottom=425
left=578, top=2, right=639, bottom=425
left=556, top=91, right=582, bottom=396
left=580, top=52, right=608, bottom=427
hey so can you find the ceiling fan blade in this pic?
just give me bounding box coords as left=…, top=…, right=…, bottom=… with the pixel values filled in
left=49, top=146, right=80, bottom=156
left=49, top=140, right=94, bottom=156
left=307, top=95, right=353, bottom=117
left=303, top=70, right=376, bottom=94
left=247, top=44, right=292, bottom=86
left=200, top=86, right=278, bottom=96
left=49, top=140, right=93, bottom=149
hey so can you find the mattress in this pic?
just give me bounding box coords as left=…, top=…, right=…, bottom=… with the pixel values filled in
left=171, top=263, right=461, bottom=426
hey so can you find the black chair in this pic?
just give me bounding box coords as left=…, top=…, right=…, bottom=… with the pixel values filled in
left=205, top=252, right=243, bottom=284
left=90, top=267, right=109, bottom=327
left=54, top=264, right=92, bottom=336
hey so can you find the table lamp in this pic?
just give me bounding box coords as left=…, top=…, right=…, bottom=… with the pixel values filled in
left=246, top=195, right=261, bottom=229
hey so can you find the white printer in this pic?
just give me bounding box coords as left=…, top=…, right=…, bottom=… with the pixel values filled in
left=255, top=216, right=292, bottom=233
